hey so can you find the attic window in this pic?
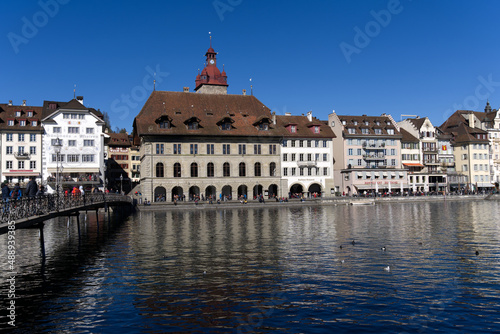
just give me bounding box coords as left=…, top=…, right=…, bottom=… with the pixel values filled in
left=7, top=120, right=14, bottom=126
left=259, top=123, right=269, bottom=131
left=31, top=120, right=37, bottom=126
left=27, top=111, right=33, bottom=117
left=19, top=120, right=26, bottom=126
left=188, top=121, right=199, bottom=130
left=353, top=121, right=358, bottom=125
left=342, top=120, right=347, bottom=125
left=159, top=121, right=170, bottom=129
left=314, top=126, right=320, bottom=134
left=290, top=125, right=296, bottom=133
left=365, top=121, right=369, bottom=126
left=375, top=121, right=380, bottom=125
left=49, top=103, right=57, bottom=109
left=15, top=111, right=21, bottom=117
left=217, top=117, right=234, bottom=131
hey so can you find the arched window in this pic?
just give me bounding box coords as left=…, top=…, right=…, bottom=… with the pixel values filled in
left=223, top=162, right=230, bottom=177
left=190, top=163, right=198, bottom=177
left=174, top=163, right=181, bottom=177
left=239, top=162, right=246, bottom=177
left=156, top=162, right=164, bottom=177
left=254, top=162, right=261, bottom=177
left=269, top=162, right=276, bottom=176
left=207, top=162, right=214, bottom=177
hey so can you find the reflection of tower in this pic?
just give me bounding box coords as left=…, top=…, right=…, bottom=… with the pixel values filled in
left=195, top=37, right=228, bottom=95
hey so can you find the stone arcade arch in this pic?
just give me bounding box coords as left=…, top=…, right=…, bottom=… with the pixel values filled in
left=205, top=185, right=216, bottom=199
left=268, top=184, right=278, bottom=199
left=154, top=186, right=166, bottom=202
left=221, top=185, right=232, bottom=200
left=172, top=186, right=183, bottom=201
left=237, top=185, right=247, bottom=199
left=308, top=183, right=322, bottom=197
left=189, top=186, right=200, bottom=200
left=253, top=184, right=263, bottom=199
left=290, top=184, right=304, bottom=198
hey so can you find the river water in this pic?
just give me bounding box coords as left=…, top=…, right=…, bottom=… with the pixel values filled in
left=1, top=200, right=500, bottom=333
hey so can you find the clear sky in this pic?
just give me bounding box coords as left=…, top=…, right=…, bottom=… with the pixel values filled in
left=2, top=0, right=500, bottom=133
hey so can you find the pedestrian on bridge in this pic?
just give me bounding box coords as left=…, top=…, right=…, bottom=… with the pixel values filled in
left=26, top=177, right=38, bottom=198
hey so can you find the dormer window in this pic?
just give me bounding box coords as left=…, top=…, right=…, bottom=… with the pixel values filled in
left=348, top=128, right=356, bottom=134
left=361, top=128, right=369, bottom=134
left=375, top=121, right=380, bottom=126
left=387, top=128, right=394, bottom=135
left=314, top=126, right=320, bottom=133
left=184, top=116, right=201, bottom=130
left=19, top=120, right=26, bottom=126
left=253, top=117, right=271, bottom=131
left=365, top=121, right=369, bottom=126
left=156, top=115, right=173, bottom=129
left=7, top=120, right=14, bottom=126
left=342, top=120, right=347, bottom=125
left=374, top=128, right=382, bottom=134
left=353, top=121, right=358, bottom=125
left=290, top=125, right=296, bottom=133
left=217, top=117, right=234, bottom=131
left=27, top=111, right=33, bottom=117
left=188, top=121, right=198, bottom=130
left=15, top=111, right=21, bottom=117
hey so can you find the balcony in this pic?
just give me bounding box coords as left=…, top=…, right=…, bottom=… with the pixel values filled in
left=14, top=152, right=31, bottom=159
left=363, top=154, right=385, bottom=160
left=297, top=160, right=317, bottom=167
left=423, top=159, right=440, bottom=165
left=362, top=142, right=385, bottom=149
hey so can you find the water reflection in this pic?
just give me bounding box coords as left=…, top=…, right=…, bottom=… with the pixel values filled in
left=1, top=201, right=499, bottom=333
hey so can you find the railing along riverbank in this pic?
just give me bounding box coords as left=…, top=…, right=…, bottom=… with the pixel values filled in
left=1, top=193, right=132, bottom=225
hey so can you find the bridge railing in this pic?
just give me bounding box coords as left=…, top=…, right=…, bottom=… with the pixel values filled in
left=1, top=193, right=132, bottom=224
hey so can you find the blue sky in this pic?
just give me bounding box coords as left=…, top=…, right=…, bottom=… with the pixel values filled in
left=2, top=0, right=500, bottom=133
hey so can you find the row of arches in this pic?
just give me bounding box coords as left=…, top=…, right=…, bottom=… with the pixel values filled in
left=155, top=162, right=277, bottom=178
left=152, top=183, right=323, bottom=202
left=154, top=184, right=279, bottom=202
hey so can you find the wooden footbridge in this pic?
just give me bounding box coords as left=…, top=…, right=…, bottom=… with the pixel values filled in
left=0, top=193, right=133, bottom=235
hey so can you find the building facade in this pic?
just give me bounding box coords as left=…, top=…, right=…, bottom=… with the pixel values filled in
left=41, top=98, right=106, bottom=192
left=329, top=112, right=408, bottom=195
left=0, top=100, right=43, bottom=186
left=277, top=111, right=335, bottom=198
left=133, top=43, right=284, bottom=202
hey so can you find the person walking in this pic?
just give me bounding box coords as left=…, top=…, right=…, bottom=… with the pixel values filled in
left=2, top=182, right=10, bottom=200
left=26, top=177, right=38, bottom=197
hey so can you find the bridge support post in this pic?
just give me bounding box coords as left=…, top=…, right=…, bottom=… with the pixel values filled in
left=96, top=209, right=99, bottom=229
left=39, top=224, right=46, bottom=260
left=76, top=212, right=81, bottom=239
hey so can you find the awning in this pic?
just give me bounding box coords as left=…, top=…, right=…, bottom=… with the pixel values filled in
left=403, top=163, right=424, bottom=167
left=477, top=183, right=495, bottom=188
left=2, top=172, right=40, bottom=177
left=47, top=167, right=100, bottom=173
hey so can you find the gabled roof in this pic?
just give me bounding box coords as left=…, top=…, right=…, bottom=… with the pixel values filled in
left=133, top=91, right=281, bottom=138
left=108, top=132, right=131, bottom=147
left=0, top=103, right=43, bottom=132
left=337, top=114, right=400, bottom=137
left=275, top=115, right=335, bottom=138
left=41, top=99, right=104, bottom=122
left=400, top=128, right=419, bottom=142
left=407, top=117, right=427, bottom=130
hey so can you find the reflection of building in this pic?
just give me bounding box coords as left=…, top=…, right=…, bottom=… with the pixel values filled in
left=133, top=42, right=284, bottom=202
left=277, top=111, right=335, bottom=197
left=106, top=132, right=132, bottom=193
left=398, top=117, right=447, bottom=192
left=329, top=112, right=408, bottom=195
left=0, top=100, right=43, bottom=186
left=41, top=97, right=106, bottom=191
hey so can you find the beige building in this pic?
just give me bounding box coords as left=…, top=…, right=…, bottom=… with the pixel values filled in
left=329, top=112, right=408, bottom=195
left=132, top=43, right=284, bottom=202
left=440, top=110, right=492, bottom=191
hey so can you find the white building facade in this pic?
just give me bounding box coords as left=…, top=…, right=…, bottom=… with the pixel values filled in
left=41, top=98, right=106, bottom=191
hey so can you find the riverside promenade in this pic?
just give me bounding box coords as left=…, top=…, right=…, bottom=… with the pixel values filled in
left=135, top=193, right=500, bottom=211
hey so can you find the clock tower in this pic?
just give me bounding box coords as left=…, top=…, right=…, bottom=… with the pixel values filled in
left=195, top=39, right=228, bottom=95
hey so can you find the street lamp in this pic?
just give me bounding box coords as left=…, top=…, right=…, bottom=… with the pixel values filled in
left=54, top=137, right=62, bottom=194
left=120, top=174, right=123, bottom=195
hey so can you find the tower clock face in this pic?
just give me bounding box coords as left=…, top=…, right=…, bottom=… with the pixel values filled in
left=209, top=59, right=215, bottom=64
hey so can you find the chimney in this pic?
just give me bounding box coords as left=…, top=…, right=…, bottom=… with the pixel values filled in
left=183, top=87, right=189, bottom=93
left=76, top=96, right=84, bottom=104
left=272, top=111, right=276, bottom=124
left=307, top=111, right=313, bottom=122
left=468, top=112, right=475, bottom=128
left=22, top=100, right=26, bottom=106
left=242, top=89, right=246, bottom=96
left=8, top=100, right=12, bottom=106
